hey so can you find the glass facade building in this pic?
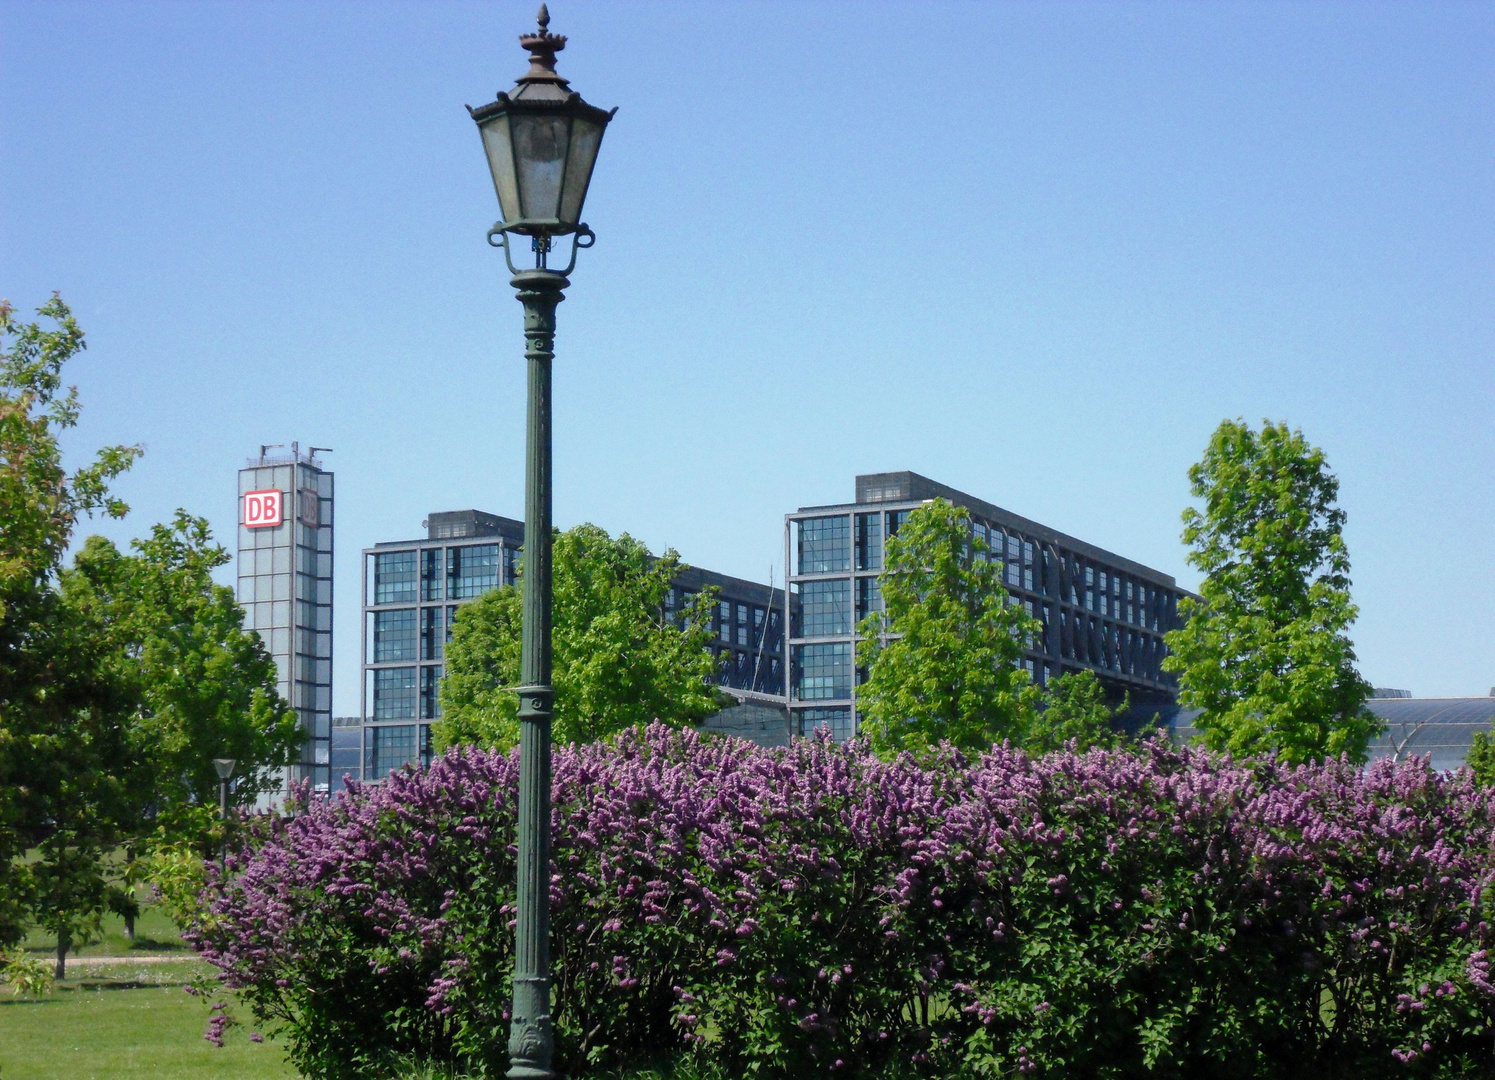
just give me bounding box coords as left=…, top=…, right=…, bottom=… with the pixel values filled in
left=357, top=510, right=789, bottom=782
left=785, top=471, right=1187, bottom=741
left=236, top=444, right=334, bottom=796
left=360, top=510, right=524, bottom=781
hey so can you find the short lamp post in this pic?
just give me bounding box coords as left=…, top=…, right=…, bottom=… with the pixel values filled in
left=213, top=758, right=236, bottom=873
left=467, top=6, right=614, bottom=1078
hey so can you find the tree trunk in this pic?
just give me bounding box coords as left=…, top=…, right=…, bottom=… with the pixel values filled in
left=55, top=927, right=70, bottom=981
left=124, top=847, right=137, bottom=940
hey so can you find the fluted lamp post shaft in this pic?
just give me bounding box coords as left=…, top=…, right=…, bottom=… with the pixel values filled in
left=467, top=7, right=614, bottom=1077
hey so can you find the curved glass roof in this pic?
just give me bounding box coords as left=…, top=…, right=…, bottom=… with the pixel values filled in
left=1168, top=698, right=1495, bottom=772
left=1366, top=698, right=1495, bottom=772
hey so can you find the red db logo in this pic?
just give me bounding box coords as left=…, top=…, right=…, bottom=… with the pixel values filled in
left=244, top=489, right=284, bottom=528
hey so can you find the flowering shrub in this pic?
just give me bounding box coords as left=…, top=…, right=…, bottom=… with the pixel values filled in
left=191, top=727, right=1495, bottom=1079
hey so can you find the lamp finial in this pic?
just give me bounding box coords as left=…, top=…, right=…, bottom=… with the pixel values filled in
left=517, top=3, right=567, bottom=84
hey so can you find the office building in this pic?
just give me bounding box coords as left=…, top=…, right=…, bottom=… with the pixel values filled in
left=358, top=510, right=788, bottom=780
left=784, top=471, right=1188, bottom=741
left=236, top=443, right=334, bottom=796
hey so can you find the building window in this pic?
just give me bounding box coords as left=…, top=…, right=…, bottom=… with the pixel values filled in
left=448, top=544, right=500, bottom=599
left=421, top=607, right=443, bottom=660
left=420, top=724, right=434, bottom=769
left=421, top=548, right=443, bottom=601
left=736, top=650, right=756, bottom=689
left=801, top=706, right=854, bottom=742
left=420, top=665, right=442, bottom=719
left=855, top=576, right=883, bottom=621
left=373, top=608, right=417, bottom=662
left=798, top=516, right=851, bottom=574
left=794, top=642, right=851, bottom=700
left=374, top=551, right=417, bottom=605
left=766, top=609, right=783, bottom=651
left=330, top=721, right=362, bottom=785
left=503, top=545, right=521, bottom=586
left=855, top=513, right=882, bottom=571
left=366, top=724, right=417, bottom=778
left=800, top=578, right=851, bottom=637
left=373, top=667, right=418, bottom=720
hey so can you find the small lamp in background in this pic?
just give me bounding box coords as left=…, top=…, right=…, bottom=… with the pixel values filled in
left=213, top=758, right=236, bottom=873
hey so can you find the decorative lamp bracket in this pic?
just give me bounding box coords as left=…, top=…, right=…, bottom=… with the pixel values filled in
left=488, top=222, right=595, bottom=275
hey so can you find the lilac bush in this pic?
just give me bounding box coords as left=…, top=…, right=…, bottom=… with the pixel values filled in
left=190, top=726, right=1495, bottom=1079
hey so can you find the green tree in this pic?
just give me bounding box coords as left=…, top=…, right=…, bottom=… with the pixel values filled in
left=62, top=513, right=301, bottom=857
left=1163, top=419, right=1378, bottom=765
left=855, top=499, right=1041, bottom=757
left=1466, top=731, right=1495, bottom=788
left=1027, top=670, right=1124, bottom=755
left=0, top=295, right=142, bottom=968
left=435, top=523, right=725, bottom=752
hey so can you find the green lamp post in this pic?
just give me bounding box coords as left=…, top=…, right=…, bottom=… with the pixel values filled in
left=468, top=6, right=614, bottom=1077
left=213, top=758, right=236, bottom=873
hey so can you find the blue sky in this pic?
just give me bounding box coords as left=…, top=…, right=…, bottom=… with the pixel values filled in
left=3, top=1, right=1491, bottom=716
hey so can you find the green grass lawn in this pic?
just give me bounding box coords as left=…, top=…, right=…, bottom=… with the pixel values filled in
left=21, top=896, right=189, bottom=964
left=4, top=897, right=717, bottom=1079
left=0, top=958, right=296, bottom=1080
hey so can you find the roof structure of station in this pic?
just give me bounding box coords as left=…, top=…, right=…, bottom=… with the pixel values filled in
left=1169, top=697, right=1495, bottom=772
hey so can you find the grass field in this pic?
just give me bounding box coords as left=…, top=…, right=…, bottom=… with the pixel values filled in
left=6, top=894, right=295, bottom=1080
left=0, top=958, right=296, bottom=1080
left=3, top=899, right=697, bottom=1079
left=20, top=899, right=189, bottom=967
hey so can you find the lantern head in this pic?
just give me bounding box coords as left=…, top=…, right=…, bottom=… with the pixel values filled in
left=469, top=5, right=616, bottom=238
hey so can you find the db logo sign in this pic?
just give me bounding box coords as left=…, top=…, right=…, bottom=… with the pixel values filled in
left=243, top=489, right=284, bottom=529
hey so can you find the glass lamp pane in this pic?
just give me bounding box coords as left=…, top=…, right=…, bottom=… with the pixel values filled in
left=512, top=113, right=570, bottom=222
left=479, top=115, right=521, bottom=224
left=558, top=117, right=604, bottom=225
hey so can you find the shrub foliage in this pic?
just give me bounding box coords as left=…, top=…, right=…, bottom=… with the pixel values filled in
left=193, top=727, right=1495, bottom=1079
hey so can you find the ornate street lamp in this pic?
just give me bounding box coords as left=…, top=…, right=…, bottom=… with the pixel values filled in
left=213, top=758, right=236, bottom=873
left=467, top=7, right=614, bottom=1077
